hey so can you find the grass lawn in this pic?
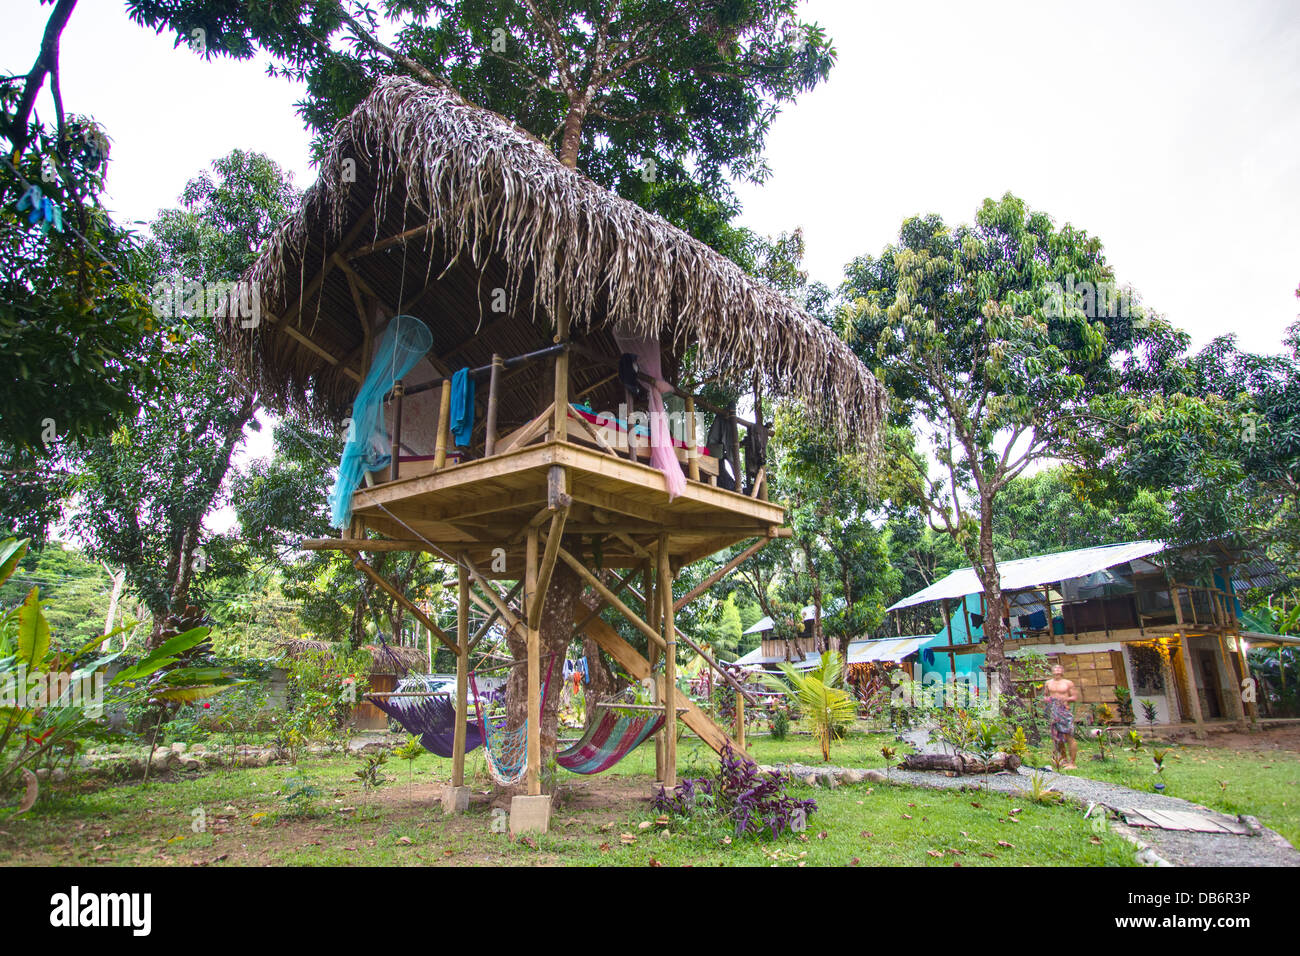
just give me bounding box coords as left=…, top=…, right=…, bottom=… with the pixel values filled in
left=1024, top=736, right=1300, bottom=848
left=0, top=730, right=1136, bottom=866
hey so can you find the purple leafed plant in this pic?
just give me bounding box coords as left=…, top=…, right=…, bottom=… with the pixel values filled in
left=653, top=745, right=817, bottom=840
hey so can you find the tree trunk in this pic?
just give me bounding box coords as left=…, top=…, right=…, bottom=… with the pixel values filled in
left=976, top=494, right=1012, bottom=711
left=501, top=562, right=584, bottom=795
left=558, top=97, right=589, bottom=169
left=809, top=545, right=825, bottom=654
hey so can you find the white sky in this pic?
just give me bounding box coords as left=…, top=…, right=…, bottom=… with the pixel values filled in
left=6, top=0, right=1299, bottom=533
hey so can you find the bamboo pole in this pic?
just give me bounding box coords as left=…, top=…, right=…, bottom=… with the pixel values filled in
left=390, top=380, right=405, bottom=481
left=734, top=689, right=745, bottom=751
left=659, top=534, right=678, bottom=788
left=484, top=353, right=503, bottom=457
left=684, top=396, right=700, bottom=482
left=526, top=526, right=541, bottom=796
left=645, top=560, right=663, bottom=783
left=552, top=305, right=569, bottom=441
left=433, top=379, right=452, bottom=470
left=672, top=537, right=771, bottom=612
left=529, top=506, right=569, bottom=631
left=453, top=565, right=470, bottom=788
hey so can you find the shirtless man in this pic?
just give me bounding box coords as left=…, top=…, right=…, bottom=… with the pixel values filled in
left=1043, top=664, right=1079, bottom=769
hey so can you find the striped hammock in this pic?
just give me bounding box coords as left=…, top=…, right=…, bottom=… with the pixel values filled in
left=556, top=707, right=665, bottom=775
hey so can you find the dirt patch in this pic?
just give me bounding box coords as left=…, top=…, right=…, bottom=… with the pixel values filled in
left=177, top=776, right=663, bottom=867
left=1176, top=725, right=1300, bottom=753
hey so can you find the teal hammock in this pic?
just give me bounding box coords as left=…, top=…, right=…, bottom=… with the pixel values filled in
left=470, top=659, right=555, bottom=787
left=329, top=314, right=433, bottom=528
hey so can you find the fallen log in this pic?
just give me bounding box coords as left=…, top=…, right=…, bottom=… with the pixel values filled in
left=899, top=751, right=1021, bottom=775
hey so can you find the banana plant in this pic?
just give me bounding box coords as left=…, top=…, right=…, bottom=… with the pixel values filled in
left=760, top=650, right=857, bottom=762
left=0, top=538, right=241, bottom=808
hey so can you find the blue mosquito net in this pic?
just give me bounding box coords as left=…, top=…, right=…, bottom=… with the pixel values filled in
left=329, top=314, right=433, bottom=528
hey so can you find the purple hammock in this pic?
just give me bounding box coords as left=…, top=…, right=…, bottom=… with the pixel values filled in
left=366, top=692, right=486, bottom=759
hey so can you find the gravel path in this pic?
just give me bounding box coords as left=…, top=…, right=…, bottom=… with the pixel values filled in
left=773, top=727, right=1299, bottom=867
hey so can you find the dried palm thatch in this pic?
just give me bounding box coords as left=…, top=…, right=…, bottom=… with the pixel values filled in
left=225, top=76, right=886, bottom=449
left=275, top=637, right=426, bottom=674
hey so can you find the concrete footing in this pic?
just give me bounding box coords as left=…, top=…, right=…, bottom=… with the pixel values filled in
left=509, top=794, right=551, bottom=836
left=441, top=785, right=470, bottom=814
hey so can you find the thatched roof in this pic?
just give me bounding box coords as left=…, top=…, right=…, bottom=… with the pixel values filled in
left=275, top=637, right=426, bottom=674
left=225, top=76, right=885, bottom=447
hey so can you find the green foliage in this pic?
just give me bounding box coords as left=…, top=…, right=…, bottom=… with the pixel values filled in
left=840, top=194, right=1164, bottom=691
left=126, top=1, right=834, bottom=259
left=761, top=651, right=856, bottom=762
left=284, top=648, right=372, bottom=745
left=0, top=538, right=238, bottom=801
left=66, top=151, right=299, bottom=636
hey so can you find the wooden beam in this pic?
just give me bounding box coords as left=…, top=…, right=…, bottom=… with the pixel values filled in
left=276, top=208, right=374, bottom=327
left=301, top=538, right=433, bottom=552
left=529, top=505, right=569, bottom=630
left=571, top=566, right=644, bottom=638
left=574, top=603, right=748, bottom=759
left=468, top=580, right=523, bottom=654
left=673, top=537, right=770, bottom=613
left=462, top=556, right=523, bottom=633
left=345, top=551, right=459, bottom=655
left=525, top=526, right=541, bottom=796
left=496, top=403, right=555, bottom=454
left=659, top=533, right=678, bottom=789
left=452, top=565, right=470, bottom=788
left=484, top=353, right=503, bottom=456
left=348, top=222, right=435, bottom=260
left=553, top=306, right=569, bottom=441
left=555, top=547, right=666, bottom=651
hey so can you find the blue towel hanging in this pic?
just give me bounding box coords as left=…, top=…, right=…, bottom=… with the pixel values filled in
left=450, top=367, right=475, bottom=447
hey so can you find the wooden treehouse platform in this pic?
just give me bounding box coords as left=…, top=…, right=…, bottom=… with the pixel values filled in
left=322, top=435, right=786, bottom=574
left=301, top=345, right=783, bottom=813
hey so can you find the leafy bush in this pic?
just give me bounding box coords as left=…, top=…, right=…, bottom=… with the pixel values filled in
left=0, top=537, right=239, bottom=803
left=653, top=745, right=817, bottom=839
left=769, top=705, right=790, bottom=740
left=284, top=648, right=371, bottom=743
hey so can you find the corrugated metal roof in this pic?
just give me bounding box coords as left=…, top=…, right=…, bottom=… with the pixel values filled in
left=734, top=636, right=928, bottom=669
left=846, top=636, right=930, bottom=663
left=887, top=541, right=1169, bottom=611
left=743, top=605, right=818, bottom=635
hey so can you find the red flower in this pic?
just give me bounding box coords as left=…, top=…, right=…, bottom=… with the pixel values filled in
left=202, top=702, right=211, bottom=709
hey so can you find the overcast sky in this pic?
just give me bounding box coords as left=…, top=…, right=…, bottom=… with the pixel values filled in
left=6, top=0, right=1297, bottom=355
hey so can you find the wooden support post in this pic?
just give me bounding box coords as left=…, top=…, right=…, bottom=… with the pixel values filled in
left=1170, top=586, right=1206, bottom=738
left=552, top=305, right=569, bottom=442
left=433, top=379, right=453, bottom=470
left=645, top=560, right=663, bottom=783
left=727, top=406, right=741, bottom=493
left=659, top=534, right=678, bottom=788
left=684, top=396, right=700, bottom=483
left=526, top=527, right=541, bottom=796
left=390, top=380, right=405, bottom=482
left=484, top=353, right=503, bottom=457
left=452, top=565, right=470, bottom=788
left=734, top=687, right=745, bottom=751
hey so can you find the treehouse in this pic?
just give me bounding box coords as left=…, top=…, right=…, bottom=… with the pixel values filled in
left=223, top=77, right=886, bottom=832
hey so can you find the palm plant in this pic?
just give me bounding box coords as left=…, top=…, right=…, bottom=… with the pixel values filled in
left=760, top=651, right=857, bottom=762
